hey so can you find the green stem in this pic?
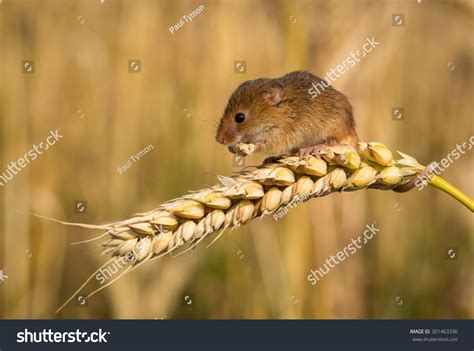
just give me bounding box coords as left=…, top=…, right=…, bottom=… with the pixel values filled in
left=429, top=175, right=473, bottom=212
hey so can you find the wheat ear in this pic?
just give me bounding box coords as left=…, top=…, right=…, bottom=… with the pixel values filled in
left=49, top=142, right=472, bottom=312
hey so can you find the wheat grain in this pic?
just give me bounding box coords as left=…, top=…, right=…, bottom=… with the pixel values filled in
left=235, top=143, right=256, bottom=156
left=50, top=142, right=473, bottom=312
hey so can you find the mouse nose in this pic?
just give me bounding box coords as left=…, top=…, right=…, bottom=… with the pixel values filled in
left=216, top=130, right=237, bottom=145
left=216, top=133, right=226, bottom=145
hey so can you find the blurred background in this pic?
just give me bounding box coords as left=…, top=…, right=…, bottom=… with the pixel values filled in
left=0, top=0, right=472, bottom=319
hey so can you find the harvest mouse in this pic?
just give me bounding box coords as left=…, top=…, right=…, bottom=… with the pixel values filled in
left=215, top=71, right=358, bottom=159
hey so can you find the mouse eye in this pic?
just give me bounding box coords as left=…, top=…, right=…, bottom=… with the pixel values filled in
left=234, top=113, right=245, bottom=123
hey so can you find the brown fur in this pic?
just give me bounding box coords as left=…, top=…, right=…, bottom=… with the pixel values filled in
left=216, top=71, right=358, bottom=155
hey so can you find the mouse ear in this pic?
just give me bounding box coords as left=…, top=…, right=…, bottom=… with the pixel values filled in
left=261, top=81, right=283, bottom=106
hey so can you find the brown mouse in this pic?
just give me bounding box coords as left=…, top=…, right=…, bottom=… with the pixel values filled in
left=215, top=71, right=358, bottom=159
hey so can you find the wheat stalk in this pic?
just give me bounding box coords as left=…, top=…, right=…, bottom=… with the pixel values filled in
left=48, top=142, right=473, bottom=312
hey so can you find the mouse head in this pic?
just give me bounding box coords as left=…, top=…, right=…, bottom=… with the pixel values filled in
left=216, top=78, right=288, bottom=153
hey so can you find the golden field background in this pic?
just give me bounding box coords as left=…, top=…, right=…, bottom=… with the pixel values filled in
left=0, top=0, right=472, bottom=319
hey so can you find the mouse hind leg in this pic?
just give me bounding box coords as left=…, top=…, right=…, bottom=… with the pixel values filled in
left=298, top=137, right=337, bottom=160
left=298, top=145, right=328, bottom=160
